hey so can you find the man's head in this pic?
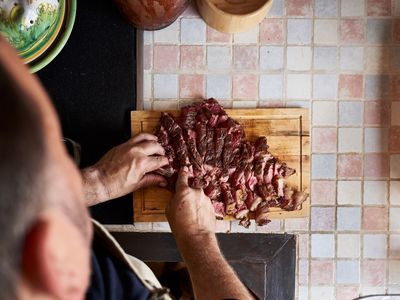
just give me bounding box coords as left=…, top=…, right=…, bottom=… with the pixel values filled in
left=0, top=37, right=92, bottom=300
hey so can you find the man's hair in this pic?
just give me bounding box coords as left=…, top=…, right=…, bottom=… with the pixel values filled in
left=0, top=69, right=46, bottom=299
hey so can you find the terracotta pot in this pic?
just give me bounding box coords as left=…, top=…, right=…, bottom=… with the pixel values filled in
left=114, top=0, right=190, bottom=30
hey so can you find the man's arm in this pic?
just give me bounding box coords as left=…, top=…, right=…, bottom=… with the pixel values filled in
left=166, top=168, right=253, bottom=300
left=81, top=133, right=169, bottom=206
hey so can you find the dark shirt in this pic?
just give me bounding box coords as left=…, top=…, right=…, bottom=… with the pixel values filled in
left=86, top=235, right=150, bottom=300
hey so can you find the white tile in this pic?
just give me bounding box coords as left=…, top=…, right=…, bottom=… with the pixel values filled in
left=337, top=207, right=361, bottom=231
left=395, top=0, right=400, bottom=16
left=338, top=128, right=363, bottom=153
left=340, top=47, right=364, bottom=71
left=313, top=101, right=337, bottom=126
left=337, top=234, right=360, bottom=258
left=315, top=0, right=338, bottom=17
left=341, top=0, right=365, bottom=16
left=392, top=102, right=400, bottom=126
left=260, top=46, right=284, bottom=70
left=364, top=181, right=388, bottom=205
left=143, top=73, right=152, bottom=100
left=313, top=74, right=338, bottom=100
left=364, top=127, right=389, bottom=153
left=391, top=155, right=400, bottom=179
left=143, top=30, right=153, bottom=44
left=339, top=101, right=363, bottom=126
left=311, top=286, right=334, bottom=300
left=314, top=20, right=338, bottom=44
left=390, top=235, right=400, bottom=258
left=287, top=74, right=311, bottom=99
left=337, top=180, right=362, bottom=205
left=230, top=220, right=256, bottom=232
left=287, top=19, right=312, bottom=45
left=287, top=100, right=310, bottom=108
left=390, top=208, right=400, bottom=230
left=154, top=21, right=179, bottom=43
left=260, top=74, right=283, bottom=99
left=312, top=154, right=337, bottom=179
left=314, top=47, right=337, bottom=71
left=311, top=234, right=335, bottom=258
left=363, top=234, right=387, bottom=258
left=233, top=25, right=259, bottom=44
left=336, top=260, right=360, bottom=284
left=207, top=46, right=231, bottom=69
left=232, top=101, right=258, bottom=108
left=361, top=286, right=385, bottom=296
left=287, top=47, right=312, bottom=71
left=180, top=18, right=206, bottom=44
left=153, top=74, right=178, bottom=99
left=206, top=74, right=231, bottom=99
left=268, top=0, right=284, bottom=16
left=152, top=222, right=171, bottom=232
left=389, top=260, right=400, bottom=284
left=298, top=286, right=308, bottom=300
left=391, top=181, right=400, bottom=205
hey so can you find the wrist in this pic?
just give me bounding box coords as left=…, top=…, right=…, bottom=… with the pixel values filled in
left=81, top=166, right=109, bottom=206
left=175, top=231, right=218, bottom=253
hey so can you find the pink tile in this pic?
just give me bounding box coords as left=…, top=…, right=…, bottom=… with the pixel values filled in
left=207, top=27, right=231, bottom=43
left=362, top=260, right=386, bottom=285
left=287, top=0, right=312, bottom=17
left=311, top=181, right=336, bottom=205
left=364, top=153, right=389, bottom=178
left=390, top=127, right=400, bottom=152
left=180, top=45, right=205, bottom=70
left=298, top=234, right=309, bottom=258
left=233, top=46, right=258, bottom=70
left=367, top=0, right=391, bottom=16
left=340, top=19, right=365, bottom=44
left=363, top=207, right=388, bottom=231
left=393, top=75, right=400, bottom=99
left=153, top=45, right=179, bottom=71
left=336, top=286, right=360, bottom=300
left=259, top=100, right=285, bottom=107
left=284, top=218, right=309, bottom=231
left=179, top=74, right=205, bottom=99
left=233, top=74, right=257, bottom=99
left=339, top=74, right=363, bottom=98
left=260, top=19, right=284, bottom=44
left=215, top=220, right=230, bottom=233
left=338, top=154, right=363, bottom=178
left=310, top=260, right=334, bottom=285
left=312, top=128, right=337, bottom=153
left=143, top=45, right=152, bottom=70
left=299, top=259, right=309, bottom=285
left=364, top=101, right=389, bottom=126
left=394, top=20, right=400, bottom=43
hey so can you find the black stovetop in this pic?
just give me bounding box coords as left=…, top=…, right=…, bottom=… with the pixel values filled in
left=38, top=0, right=136, bottom=224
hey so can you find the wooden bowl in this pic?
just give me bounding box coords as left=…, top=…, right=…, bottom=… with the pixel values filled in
left=196, top=0, right=273, bottom=33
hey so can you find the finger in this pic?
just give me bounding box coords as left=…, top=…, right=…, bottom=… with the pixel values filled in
left=133, top=140, right=165, bottom=156
left=136, top=174, right=168, bottom=190
left=129, top=133, right=158, bottom=145
left=142, top=156, right=169, bottom=173
left=176, top=167, right=189, bottom=190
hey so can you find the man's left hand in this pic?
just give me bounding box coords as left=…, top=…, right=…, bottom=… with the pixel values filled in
left=81, top=133, right=169, bottom=206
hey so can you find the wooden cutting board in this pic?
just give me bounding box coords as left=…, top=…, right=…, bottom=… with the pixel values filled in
left=131, top=108, right=310, bottom=222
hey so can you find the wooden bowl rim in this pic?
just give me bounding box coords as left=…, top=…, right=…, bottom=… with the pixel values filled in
left=202, top=0, right=273, bottom=17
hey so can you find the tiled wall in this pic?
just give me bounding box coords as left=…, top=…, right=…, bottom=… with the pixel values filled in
left=134, top=0, right=400, bottom=299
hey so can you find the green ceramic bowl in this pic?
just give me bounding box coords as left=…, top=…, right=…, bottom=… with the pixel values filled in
left=0, top=0, right=76, bottom=73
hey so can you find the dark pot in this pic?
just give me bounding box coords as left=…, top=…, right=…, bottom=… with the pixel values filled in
left=114, top=0, right=190, bottom=30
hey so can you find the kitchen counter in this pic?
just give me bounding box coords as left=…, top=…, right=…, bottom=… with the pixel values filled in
left=136, top=0, right=400, bottom=299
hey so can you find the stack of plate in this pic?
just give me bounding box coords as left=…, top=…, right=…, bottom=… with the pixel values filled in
left=0, top=0, right=76, bottom=73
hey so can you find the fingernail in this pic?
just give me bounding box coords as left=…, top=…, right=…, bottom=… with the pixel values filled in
left=159, top=181, right=167, bottom=187
left=183, top=166, right=188, bottom=172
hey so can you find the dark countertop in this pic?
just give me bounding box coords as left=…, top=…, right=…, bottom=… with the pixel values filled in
left=38, top=0, right=136, bottom=224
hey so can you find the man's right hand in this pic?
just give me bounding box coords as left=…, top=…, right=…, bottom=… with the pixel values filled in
left=166, top=167, right=215, bottom=242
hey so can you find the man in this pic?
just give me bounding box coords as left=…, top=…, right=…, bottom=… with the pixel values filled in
left=0, top=36, right=253, bottom=299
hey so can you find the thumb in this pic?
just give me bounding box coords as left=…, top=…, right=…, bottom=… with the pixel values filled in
left=136, top=174, right=168, bottom=190
left=176, top=166, right=189, bottom=190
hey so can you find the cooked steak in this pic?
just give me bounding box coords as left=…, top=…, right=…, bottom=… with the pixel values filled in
left=153, top=98, right=308, bottom=227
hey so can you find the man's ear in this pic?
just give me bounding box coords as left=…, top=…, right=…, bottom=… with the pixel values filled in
left=21, top=210, right=91, bottom=300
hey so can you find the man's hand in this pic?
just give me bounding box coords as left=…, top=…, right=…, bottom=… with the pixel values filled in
left=81, top=133, right=169, bottom=206
left=166, top=167, right=215, bottom=242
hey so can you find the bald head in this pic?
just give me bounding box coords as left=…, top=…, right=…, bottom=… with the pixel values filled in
left=0, top=37, right=92, bottom=300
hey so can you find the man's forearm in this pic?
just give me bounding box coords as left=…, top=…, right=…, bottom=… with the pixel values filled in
left=176, top=233, right=253, bottom=300
left=81, top=167, right=109, bottom=206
